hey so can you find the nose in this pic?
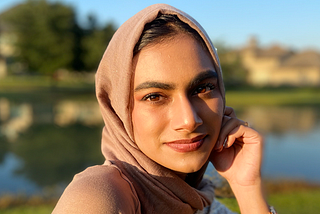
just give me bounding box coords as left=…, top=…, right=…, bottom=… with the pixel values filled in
left=170, top=95, right=203, bottom=132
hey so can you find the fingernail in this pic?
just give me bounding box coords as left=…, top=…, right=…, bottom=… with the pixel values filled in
left=223, top=137, right=228, bottom=148
left=214, top=141, right=223, bottom=152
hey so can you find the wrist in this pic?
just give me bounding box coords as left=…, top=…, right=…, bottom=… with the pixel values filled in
left=229, top=179, right=269, bottom=214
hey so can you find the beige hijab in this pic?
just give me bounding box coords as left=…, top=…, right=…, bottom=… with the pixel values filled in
left=95, top=3, right=225, bottom=213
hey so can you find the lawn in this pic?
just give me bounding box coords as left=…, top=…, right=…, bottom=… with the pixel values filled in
left=219, top=189, right=320, bottom=214
left=2, top=76, right=320, bottom=106
left=226, top=87, right=320, bottom=107
left=1, top=187, right=320, bottom=214
left=0, top=205, right=55, bottom=214
left=0, top=75, right=95, bottom=92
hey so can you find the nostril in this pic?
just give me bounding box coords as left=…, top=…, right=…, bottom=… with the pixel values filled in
left=171, top=100, right=203, bottom=132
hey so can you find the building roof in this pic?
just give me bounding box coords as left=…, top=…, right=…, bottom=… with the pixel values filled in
left=256, top=45, right=292, bottom=58
left=282, top=50, right=320, bottom=67
left=243, top=37, right=320, bottom=68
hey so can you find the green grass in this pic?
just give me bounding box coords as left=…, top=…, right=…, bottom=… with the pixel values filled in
left=0, top=76, right=96, bottom=102
left=0, top=205, right=55, bottom=214
left=217, top=197, right=240, bottom=213
left=0, top=76, right=52, bottom=88
left=2, top=76, right=320, bottom=106
left=268, top=190, right=320, bottom=214
left=218, top=189, right=320, bottom=214
left=226, top=88, right=320, bottom=107
left=0, top=75, right=94, bottom=92
left=1, top=190, right=320, bottom=214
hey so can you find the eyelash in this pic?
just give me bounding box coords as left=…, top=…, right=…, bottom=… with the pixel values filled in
left=141, top=83, right=216, bottom=103
left=142, top=93, right=165, bottom=102
left=192, top=83, right=215, bottom=96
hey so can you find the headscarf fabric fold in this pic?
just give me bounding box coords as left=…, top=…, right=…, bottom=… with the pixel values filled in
left=95, top=4, right=225, bottom=213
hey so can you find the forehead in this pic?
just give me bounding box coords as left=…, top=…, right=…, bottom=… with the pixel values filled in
left=133, top=34, right=215, bottom=84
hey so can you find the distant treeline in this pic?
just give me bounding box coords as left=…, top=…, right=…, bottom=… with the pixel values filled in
left=0, top=0, right=247, bottom=87
left=0, top=0, right=116, bottom=75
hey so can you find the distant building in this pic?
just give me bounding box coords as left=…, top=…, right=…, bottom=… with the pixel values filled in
left=0, top=6, right=21, bottom=77
left=241, top=37, right=320, bottom=87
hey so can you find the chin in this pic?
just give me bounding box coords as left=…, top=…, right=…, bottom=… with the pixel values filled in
left=172, top=157, right=208, bottom=174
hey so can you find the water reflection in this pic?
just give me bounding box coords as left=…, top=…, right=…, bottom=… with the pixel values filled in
left=54, top=100, right=102, bottom=126
left=12, top=124, right=104, bottom=187
left=0, top=97, right=102, bottom=142
left=0, top=96, right=319, bottom=195
left=0, top=98, right=33, bottom=142
left=0, top=136, right=9, bottom=164
left=263, top=127, right=320, bottom=182
left=238, top=106, right=318, bottom=134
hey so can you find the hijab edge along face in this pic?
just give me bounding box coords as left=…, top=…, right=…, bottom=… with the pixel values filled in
left=96, top=4, right=225, bottom=147
left=131, top=33, right=224, bottom=177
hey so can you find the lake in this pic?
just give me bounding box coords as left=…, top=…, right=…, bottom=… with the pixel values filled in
left=0, top=92, right=319, bottom=196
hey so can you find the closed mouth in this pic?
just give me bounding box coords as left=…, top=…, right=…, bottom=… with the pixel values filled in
left=165, top=134, right=207, bottom=152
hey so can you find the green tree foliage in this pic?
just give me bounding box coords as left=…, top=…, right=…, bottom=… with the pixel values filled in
left=0, top=0, right=116, bottom=75
left=82, top=15, right=115, bottom=71
left=1, top=0, right=78, bottom=75
left=214, top=41, right=248, bottom=88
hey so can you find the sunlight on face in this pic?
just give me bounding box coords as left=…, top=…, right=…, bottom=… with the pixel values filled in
left=132, top=34, right=224, bottom=178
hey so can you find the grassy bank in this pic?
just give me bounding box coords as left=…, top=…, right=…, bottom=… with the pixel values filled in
left=0, top=205, right=55, bottom=214
left=0, top=76, right=96, bottom=102
left=226, top=87, right=320, bottom=107
left=219, top=189, right=320, bottom=214
left=1, top=190, right=320, bottom=214
left=218, top=180, right=320, bottom=214
left=0, top=195, right=56, bottom=214
left=0, top=75, right=95, bottom=93
left=2, top=76, right=320, bottom=106
left=1, top=181, right=320, bottom=214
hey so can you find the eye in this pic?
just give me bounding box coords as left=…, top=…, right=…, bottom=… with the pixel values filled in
left=192, top=83, right=215, bottom=95
left=142, top=93, right=163, bottom=102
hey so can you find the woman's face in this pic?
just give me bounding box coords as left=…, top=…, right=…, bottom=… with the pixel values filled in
left=132, top=34, right=224, bottom=177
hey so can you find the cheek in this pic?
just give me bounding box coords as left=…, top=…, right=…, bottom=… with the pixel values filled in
left=199, top=97, right=224, bottom=128
left=132, top=105, right=167, bottom=143
left=203, top=96, right=224, bottom=115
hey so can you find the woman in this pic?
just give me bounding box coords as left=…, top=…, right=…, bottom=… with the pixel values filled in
left=53, top=4, right=276, bottom=214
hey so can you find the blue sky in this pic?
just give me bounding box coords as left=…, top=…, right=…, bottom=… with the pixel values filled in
left=1, top=0, right=319, bottom=51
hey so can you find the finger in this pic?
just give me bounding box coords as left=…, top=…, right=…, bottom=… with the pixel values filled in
left=214, top=118, right=248, bottom=151
left=224, top=106, right=236, bottom=118
left=224, top=125, right=263, bottom=149
left=214, top=115, right=232, bottom=151
left=221, top=115, right=231, bottom=127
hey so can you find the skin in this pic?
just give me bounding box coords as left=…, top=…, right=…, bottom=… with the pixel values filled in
left=132, top=34, right=224, bottom=177
left=211, top=107, right=269, bottom=213
left=132, top=33, right=270, bottom=213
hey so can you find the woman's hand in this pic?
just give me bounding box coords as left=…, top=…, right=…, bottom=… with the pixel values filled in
left=209, top=107, right=269, bottom=214
left=210, top=106, right=263, bottom=186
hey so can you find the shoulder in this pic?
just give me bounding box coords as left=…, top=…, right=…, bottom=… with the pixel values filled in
left=52, top=165, right=140, bottom=214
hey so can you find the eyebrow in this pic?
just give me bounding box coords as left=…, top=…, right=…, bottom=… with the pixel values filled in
left=134, top=70, right=218, bottom=92
left=134, top=81, right=175, bottom=92
left=187, top=70, right=218, bottom=90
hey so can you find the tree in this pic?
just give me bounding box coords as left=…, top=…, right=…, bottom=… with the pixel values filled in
left=1, top=0, right=117, bottom=75
left=1, top=0, right=80, bottom=75
left=82, top=16, right=116, bottom=71
left=214, top=41, right=248, bottom=88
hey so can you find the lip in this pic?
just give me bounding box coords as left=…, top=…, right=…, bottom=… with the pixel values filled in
left=165, top=134, right=207, bottom=153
